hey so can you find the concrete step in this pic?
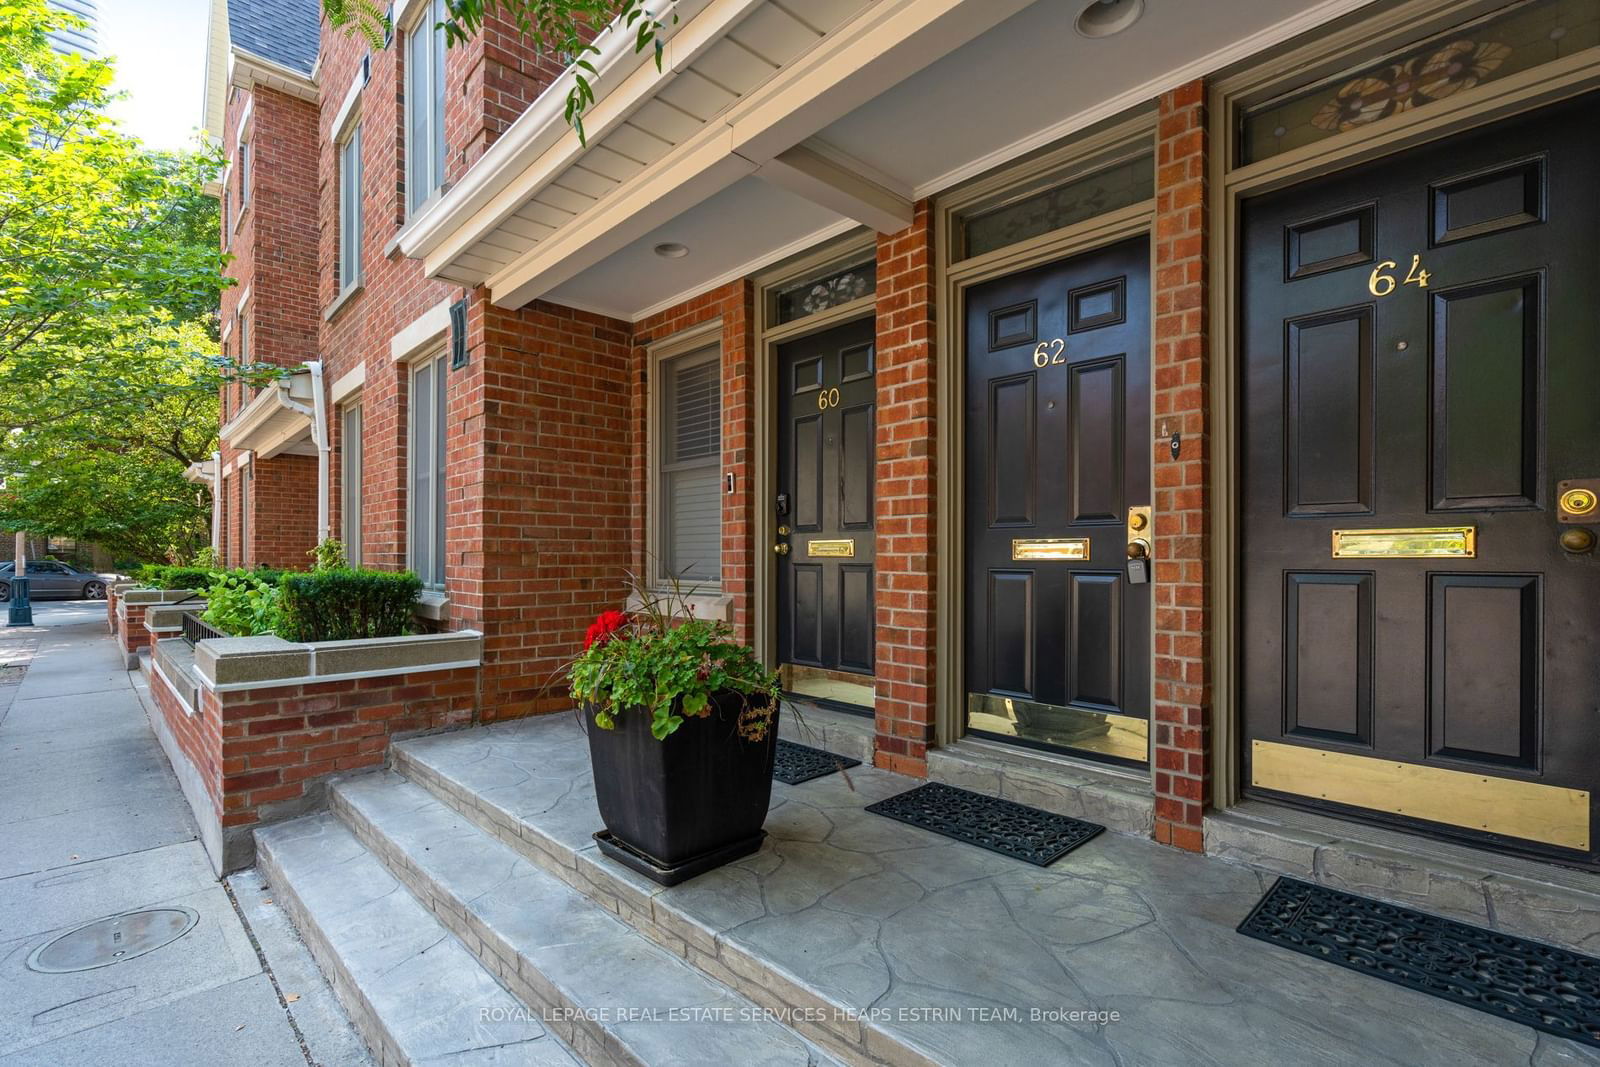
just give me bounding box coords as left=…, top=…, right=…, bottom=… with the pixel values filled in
left=330, top=770, right=839, bottom=1067
left=390, top=719, right=935, bottom=1066
left=255, top=814, right=580, bottom=1067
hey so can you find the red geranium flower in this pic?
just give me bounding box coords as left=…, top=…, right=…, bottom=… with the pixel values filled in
left=583, top=609, right=630, bottom=650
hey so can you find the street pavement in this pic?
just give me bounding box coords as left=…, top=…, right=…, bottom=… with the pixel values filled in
left=0, top=602, right=369, bottom=1066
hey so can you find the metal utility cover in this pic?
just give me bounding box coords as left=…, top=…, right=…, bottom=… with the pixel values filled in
left=26, top=907, right=200, bottom=973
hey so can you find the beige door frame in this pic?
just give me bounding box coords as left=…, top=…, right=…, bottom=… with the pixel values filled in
left=1206, top=0, right=1600, bottom=809
left=751, top=234, right=877, bottom=669
left=932, top=111, right=1159, bottom=762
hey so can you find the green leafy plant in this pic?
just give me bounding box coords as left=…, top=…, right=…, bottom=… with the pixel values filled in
left=276, top=569, right=422, bottom=643
left=190, top=545, right=219, bottom=569
left=567, top=574, right=778, bottom=741
left=308, top=537, right=349, bottom=571
left=323, top=0, right=676, bottom=145
left=201, top=570, right=282, bottom=637
left=134, top=564, right=214, bottom=590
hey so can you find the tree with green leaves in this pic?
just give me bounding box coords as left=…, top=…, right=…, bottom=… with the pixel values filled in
left=0, top=0, right=234, bottom=561
left=324, top=0, right=675, bottom=144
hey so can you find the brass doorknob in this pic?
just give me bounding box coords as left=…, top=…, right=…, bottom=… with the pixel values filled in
left=1559, top=527, right=1596, bottom=554
left=1126, top=539, right=1151, bottom=560
left=773, top=543, right=791, bottom=556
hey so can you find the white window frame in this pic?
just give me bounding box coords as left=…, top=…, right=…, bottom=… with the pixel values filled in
left=649, top=324, right=724, bottom=590
left=403, top=0, right=447, bottom=218
left=237, top=137, right=250, bottom=208
left=337, top=124, right=363, bottom=292
left=341, top=399, right=363, bottom=567
left=407, top=349, right=448, bottom=589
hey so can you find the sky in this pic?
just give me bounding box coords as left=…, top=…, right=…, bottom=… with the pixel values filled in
left=100, top=0, right=212, bottom=152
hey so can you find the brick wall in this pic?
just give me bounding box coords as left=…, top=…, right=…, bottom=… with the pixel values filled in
left=147, top=653, right=479, bottom=871
left=217, top=79, right=322, bottom=569
left=632, top=283, right=758, bottom=647
left=872, top=201, right=938, bottom=777
left=1150, top=79, right=1212, bottom=852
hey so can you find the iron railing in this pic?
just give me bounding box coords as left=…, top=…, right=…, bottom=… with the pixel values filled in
left=181, top=611, right=226, bottom=647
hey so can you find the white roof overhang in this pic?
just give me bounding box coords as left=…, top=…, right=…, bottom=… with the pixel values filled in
left=183, top=459, right=217, bottom=485
left=220, top=369, right=316, bottom=459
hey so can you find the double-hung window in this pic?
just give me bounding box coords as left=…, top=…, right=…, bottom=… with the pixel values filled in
left=405, top=0, right=447, bottom=216
left=238, top=138, right=250, bottom=206
left=408, top=352, right=448, bottom=589
left=341, top=401, right=363, bottom=567
left=655, top=346, right=722, bottom=585
left=337, top=125, right=362, bottom=290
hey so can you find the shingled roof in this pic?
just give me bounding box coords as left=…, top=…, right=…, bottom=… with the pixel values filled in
left=226, top=0, right=319, bottom=76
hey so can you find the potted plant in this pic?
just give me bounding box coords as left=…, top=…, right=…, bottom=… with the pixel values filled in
left=568, top=581, right=781, bottom=886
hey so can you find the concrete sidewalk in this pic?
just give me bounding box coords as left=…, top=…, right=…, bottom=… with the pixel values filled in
left=0, top=603, right=369, bottom=1066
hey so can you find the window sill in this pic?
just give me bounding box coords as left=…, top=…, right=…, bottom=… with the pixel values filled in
left=234, top=200, right=250, bottom=235
left=413, top=590, right=449, bottom=621
left=323, top=280, right=363, bottom=322
left=629, top=589, right=730, bottom=622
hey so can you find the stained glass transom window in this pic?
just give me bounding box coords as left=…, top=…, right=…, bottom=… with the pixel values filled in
left=774, top=260, right=876, bottom=324
left=1240, top=0, right=1600, bottom=163
left=961, top=152, right=1155, bottom=260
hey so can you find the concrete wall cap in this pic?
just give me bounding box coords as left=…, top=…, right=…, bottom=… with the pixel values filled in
left=195, top=629, right=483, bottom=688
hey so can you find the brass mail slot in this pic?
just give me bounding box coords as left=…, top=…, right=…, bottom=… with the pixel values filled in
left=1330, top=526, right=1476, bottom=558
left=1012, top=538, right=1090, bottom=561
left=806, top=539, right=855, bottom=558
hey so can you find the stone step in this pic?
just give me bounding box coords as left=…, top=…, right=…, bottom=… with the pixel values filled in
left=254, top=814, right=581, bottom=1067
left=390, top=718, right=940, bottom=1066
left=329, top=770, right=839, bottom=1067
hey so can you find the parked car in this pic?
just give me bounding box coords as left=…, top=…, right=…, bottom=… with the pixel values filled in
left=0, top=561, right=108, bottom=601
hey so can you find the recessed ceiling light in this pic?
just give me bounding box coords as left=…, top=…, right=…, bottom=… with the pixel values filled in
left=1075, top=0, right=1144, bottom=39
left=654, top=242, right=689, bottom=258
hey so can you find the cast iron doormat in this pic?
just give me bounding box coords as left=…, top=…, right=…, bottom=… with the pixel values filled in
left=865, top=781, right=1104, bottom=866
left=1239, top=877, right=1600, bottom=1049
left=773, top=739, right=861, bottom=784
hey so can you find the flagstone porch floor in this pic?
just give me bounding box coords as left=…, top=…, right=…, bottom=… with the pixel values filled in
left=330, top=710, right=1600, bottom=1067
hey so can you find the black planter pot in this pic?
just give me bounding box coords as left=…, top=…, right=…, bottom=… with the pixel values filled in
left=584, top=690, right=778, bottom=886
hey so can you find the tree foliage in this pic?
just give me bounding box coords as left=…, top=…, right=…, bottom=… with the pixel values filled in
left=0, top=0, right=233, bottom=561
left=323, top=0, right=674, bottom=144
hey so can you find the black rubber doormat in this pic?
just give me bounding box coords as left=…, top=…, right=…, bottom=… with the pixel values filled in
left=865, top=781, right=1103, bottom=866
left=1239, top=877, right=1600, bottom=1049
left=773, top=740, right=861, bottom=784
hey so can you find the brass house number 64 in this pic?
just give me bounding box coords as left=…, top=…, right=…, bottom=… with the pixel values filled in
left=1368, top=253, right=1431, bottom=297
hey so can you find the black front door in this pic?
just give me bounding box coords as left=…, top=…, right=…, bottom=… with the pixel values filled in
left=963, top=236, right=1152, bottom=765
left=1241, top=94, right=1600, bottom=864
left=775, top=318, right=876, bottom=707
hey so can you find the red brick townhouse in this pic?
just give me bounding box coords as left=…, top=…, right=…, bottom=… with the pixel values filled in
left=209, top=0, right=1600, bottom=873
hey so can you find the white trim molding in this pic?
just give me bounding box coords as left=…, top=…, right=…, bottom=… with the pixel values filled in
left=330, top=363, right=367, bottom=405
left=390, top=297, right=456, bottom=363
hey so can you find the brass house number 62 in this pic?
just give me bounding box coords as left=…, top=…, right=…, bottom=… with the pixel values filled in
left=1368, top=253, right=1431, bottom=297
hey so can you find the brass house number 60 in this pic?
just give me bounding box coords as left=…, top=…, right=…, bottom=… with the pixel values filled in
left=816, top=387, right=842, bottom=410
left=1368, top=253, right=1431, bottom=297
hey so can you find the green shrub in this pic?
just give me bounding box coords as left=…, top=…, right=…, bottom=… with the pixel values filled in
left=276, top=569, right=422, bottom=643
left=308, top=537, right=348, bottom=571
left=201, top=571, right=283, bottom=636
left=134, top=564, right=214, bottom=590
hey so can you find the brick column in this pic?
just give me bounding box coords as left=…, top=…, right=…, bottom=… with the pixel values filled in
left=1151, top=80, right=1212, bottom=852
left=873, top=201, right=937, bottom=776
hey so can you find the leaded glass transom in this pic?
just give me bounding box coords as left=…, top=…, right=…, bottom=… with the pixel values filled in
left=1240, top=0, right=1600, bottom=164
left=961, top=153, right=1155, bottom=260
left=774, top=260, right=876, bottom=325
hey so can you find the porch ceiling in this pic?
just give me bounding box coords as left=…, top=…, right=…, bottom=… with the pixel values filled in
left=527, top=0, right=1372, bottom=321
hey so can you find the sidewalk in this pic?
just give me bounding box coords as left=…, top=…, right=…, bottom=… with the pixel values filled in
left=0, top=603, right=367, bottom=1066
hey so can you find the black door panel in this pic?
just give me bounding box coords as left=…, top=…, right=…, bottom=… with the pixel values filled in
left=1241, top=94, right=1600, bottom=864
left=776, top=318, right=877, bottom=705
left=963, top=236, right=1152, bottom=764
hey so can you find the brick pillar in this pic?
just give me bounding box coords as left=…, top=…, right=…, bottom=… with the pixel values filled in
left=873, top=201, right=937, bottom=776
left=1151, top=80, right=1212, bottom=852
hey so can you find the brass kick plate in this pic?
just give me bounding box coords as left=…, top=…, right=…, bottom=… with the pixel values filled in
left=1012, top=538, right=1090, bottom=561
left=1252, top=741, right=1590, bottom=851
left=968, top=693, right=1148, bottom=763
left=806, top=539, right=855, bottom=558
left=1330, top=526, right=1476, bottom=558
